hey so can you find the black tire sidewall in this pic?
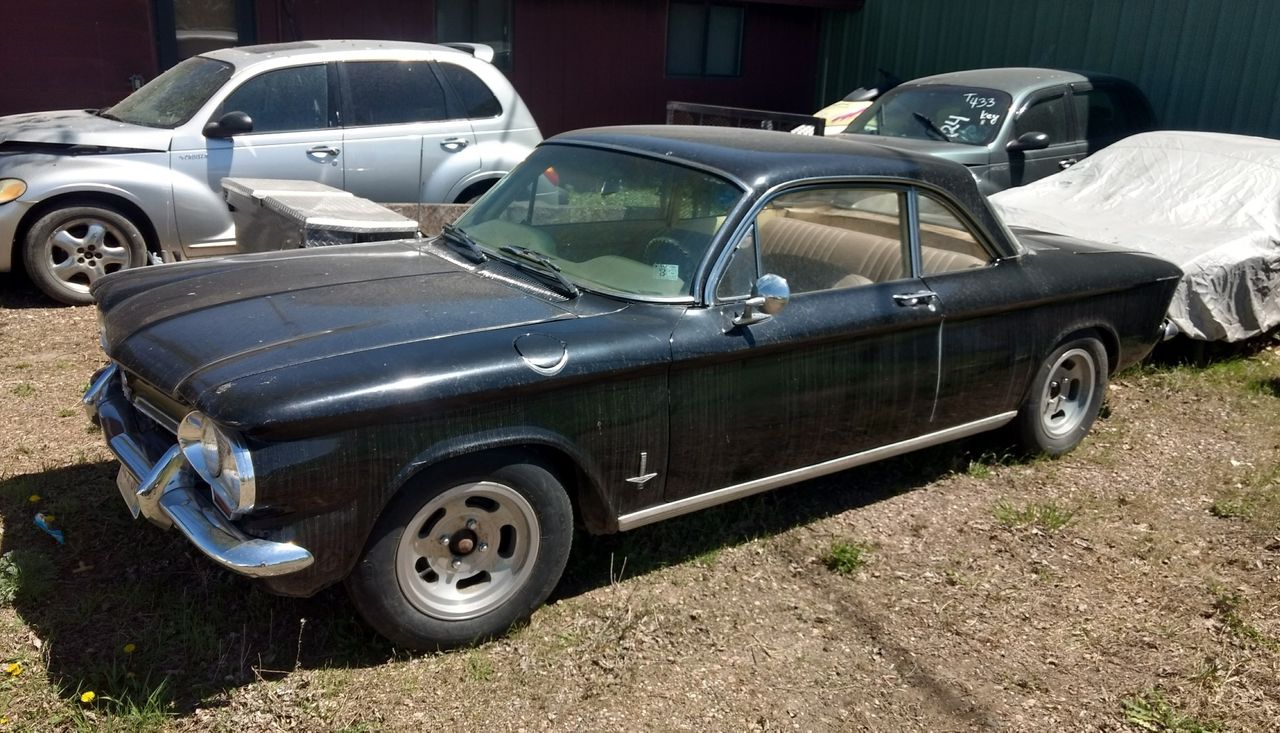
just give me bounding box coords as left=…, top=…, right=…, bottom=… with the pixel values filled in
left=1016, top=336, right=1109, bottom=456
left=345, top=452, right=573, bottom=651
left=23, top=205, right=148, bottom=305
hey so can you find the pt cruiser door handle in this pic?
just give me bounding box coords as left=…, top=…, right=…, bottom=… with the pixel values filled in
left=892, top=290, right=939, bottom=309
left=307, top=145, right=340, bottom=158
left=1058, top=158, right=1078, bottom=169
left=441, top=137, right=470, bottom=152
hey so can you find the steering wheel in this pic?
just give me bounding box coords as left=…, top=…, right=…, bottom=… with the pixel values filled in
left=643, top=235, right=692, bottom=264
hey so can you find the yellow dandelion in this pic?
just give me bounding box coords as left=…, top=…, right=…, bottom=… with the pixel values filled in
left=4, top=662, right=21, bottom=676
left=27, top=494, right=40, bottom=503
left=80, top=691, right=96, bottom=704
left=122, top=643, right=137, bottom=654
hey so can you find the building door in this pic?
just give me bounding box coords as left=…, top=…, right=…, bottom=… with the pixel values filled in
left=155, top=0, right=256, bottom=71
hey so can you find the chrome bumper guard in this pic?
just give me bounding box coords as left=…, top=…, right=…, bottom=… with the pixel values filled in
left=83, top=364, right=314, bottom=578
left=1160, top=319, right=1180, bottom=341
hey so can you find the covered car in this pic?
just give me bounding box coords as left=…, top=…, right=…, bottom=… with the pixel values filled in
left=990, top=131, right=1280, bottom=342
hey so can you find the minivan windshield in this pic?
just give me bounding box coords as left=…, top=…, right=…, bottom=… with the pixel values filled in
left=452, top=145, right=744, bottom=300
left=845, top=84, right=1013, bottom=146
left=106, top=57, right=235, bottom=128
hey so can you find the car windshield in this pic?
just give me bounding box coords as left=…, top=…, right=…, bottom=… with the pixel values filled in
left=845, top=84, right=1013, bottom=146
left=452, top=145, right=745, bottom=300
left=106, top=57, right=234, bottom=128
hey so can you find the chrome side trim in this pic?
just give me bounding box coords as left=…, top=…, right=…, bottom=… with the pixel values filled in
left=616, top=411, right=1018, bottom=531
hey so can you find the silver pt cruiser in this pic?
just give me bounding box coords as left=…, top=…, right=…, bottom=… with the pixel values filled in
left=0, top=40, right=541, bottom=304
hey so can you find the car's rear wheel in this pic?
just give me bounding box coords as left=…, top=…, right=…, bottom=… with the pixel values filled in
left=346, top=452, right=573, bottom=650
left=1015, top=336, right=1108, bottom=456
left=23, top=204, right=148, bottom=305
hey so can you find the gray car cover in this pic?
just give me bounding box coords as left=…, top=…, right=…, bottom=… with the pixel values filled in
left=990, top=131, right=1280, bottom=341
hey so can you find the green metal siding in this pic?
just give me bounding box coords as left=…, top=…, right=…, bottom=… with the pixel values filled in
left=819, top=0, right=1280, bottom=136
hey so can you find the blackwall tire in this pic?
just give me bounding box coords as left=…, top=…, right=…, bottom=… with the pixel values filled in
left=345, top=453, right=573, bottom=651
left=23, top=205, right=148, bottom=305
left=1015, top=336, right=1109, bottom=456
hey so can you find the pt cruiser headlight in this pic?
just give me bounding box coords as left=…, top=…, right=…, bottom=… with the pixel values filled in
left=178, top=411, right=256, bottom=518
left=0, top=179, right=26, bottom=204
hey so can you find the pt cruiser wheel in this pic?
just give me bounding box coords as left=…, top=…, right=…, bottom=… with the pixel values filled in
left=23, top=204, right=148, bottom=305
left=346, top=453, right=573, bottom=650
left=1016, top=336, right=1108, bottom=456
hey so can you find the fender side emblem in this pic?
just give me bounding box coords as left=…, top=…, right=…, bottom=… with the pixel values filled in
left=625, top=452, right=658, bottom=488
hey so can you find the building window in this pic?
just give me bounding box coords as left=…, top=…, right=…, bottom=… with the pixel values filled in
left=666, top=2, right=743, bottom=77
left=436, top=0, right=512, bottom=71
left=155, top=0, right=256, bottom=70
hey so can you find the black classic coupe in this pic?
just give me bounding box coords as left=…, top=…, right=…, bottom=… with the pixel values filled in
left=84, top=126, right=1181, bottom=649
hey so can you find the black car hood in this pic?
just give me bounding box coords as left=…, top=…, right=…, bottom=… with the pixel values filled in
left=96, top=241, right=579, bottom=401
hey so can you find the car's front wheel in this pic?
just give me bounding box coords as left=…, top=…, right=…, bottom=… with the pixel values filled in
left=23, top=204, right=148, bottom=305
left=346, top=452, right=573, bottom=650
left=1015, top=335, right=1109, bottom=456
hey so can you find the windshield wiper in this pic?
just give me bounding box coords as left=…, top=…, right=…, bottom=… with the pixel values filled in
left=911, top=112, right=950, bottom=142
left=94, top=108, right=123, bottom=122
left=499, top=245, right=580, bottom=298
left=440, top=222, right=487, bottom=263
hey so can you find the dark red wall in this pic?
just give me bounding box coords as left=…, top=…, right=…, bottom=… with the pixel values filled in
left=508, top=0, right=822, bottom=135
left=3, top=1, right=159, bottom=113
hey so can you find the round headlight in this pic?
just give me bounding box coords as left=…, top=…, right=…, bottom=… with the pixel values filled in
left=178, top=411, right=256, bottom=517
left=0, top=179, right=26, bottom=205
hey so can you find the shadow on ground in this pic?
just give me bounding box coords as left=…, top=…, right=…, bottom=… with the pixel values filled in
left=0, top=434, right=994, bottom=718
left=0, top=271, right=57, bottom=310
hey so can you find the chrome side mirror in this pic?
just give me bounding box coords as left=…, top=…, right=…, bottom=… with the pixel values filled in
left=731, top=273, right=790, bottom=328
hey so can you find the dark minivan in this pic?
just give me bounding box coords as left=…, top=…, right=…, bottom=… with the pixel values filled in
left=842, top=67, right=1155, bottom=194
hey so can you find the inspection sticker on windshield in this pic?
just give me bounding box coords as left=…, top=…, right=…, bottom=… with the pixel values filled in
left=653, top=263, right=680, bottom=281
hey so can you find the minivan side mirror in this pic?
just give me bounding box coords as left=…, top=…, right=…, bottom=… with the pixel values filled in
left=1007, top=131, right=1050, bottom=152
left=203, top=111, right=254, bottom=138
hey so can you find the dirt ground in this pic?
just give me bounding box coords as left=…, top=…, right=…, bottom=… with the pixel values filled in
left=1, top=270, right=1278, bottom=732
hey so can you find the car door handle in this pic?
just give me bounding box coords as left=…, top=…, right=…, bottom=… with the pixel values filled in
left=441, top=137, right=470, bottom=152
left=892, top=290, right=939, bottom=309
left=307, top=145, right=340, bottom=158
left=1058, top=158, right=1078, bottom=169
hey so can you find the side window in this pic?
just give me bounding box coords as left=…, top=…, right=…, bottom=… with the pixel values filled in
left=343, top=61, right=448, bottom=126
left=438, top=62, right=502, bottom=118
left=1014, top=93, right=1070, bottom=145
left=721, top=188, right=908, bottom=297
left=220, top=64, right=328, bottom=133
left=1072, top=87, right=1150, bottom=144
left=716, top=225, right=757, bottom=300
left=917, top=194, right=992, bottom=275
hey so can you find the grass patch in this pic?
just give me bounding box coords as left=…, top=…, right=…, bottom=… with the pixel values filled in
left=822, top=540, right=870, bottom=575
left=56, top=408, right=78, bottom=418
left=0, top=550, right=56, bottom=606
left=465, top=652, right=494, bottom=682
left=1121, top=688, right=1219, bottom=732
left=1209, top=588, right=1277, bottom=649
left=993, top=500, right=1074, bottom=531
left=1208, top=499, right=1252, bottom=520
left=11, top=383, right=36, bottom=397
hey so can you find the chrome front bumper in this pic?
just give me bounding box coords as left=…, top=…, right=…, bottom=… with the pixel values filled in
left=84, top=364, right=313, bottom=578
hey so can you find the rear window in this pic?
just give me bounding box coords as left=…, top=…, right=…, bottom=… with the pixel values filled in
left=438, top=63, right=502, bottom=118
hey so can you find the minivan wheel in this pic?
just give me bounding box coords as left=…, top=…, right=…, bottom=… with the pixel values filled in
left=23, top=205, right=148, bottom=305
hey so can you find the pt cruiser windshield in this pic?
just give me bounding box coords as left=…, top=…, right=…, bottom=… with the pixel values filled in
left=105, top=57, right=234, bottom=128
left=453, top=145, right=744, bottom=299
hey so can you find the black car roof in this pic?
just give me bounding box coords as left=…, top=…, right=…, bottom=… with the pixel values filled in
left=546, top=125, right=981, bottom=196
